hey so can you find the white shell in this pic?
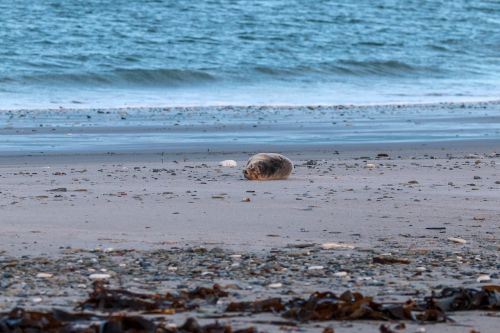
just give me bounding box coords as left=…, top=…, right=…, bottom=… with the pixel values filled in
left=89, top=273, right=111, bottom=280
left=219, top=160, right=238, bottom=167
left=448, top=237, right=467, bottom=244
left=477, top=274, right=491, bottom=283
left=308, top=265, right=324, bottom=270
left=36, top=273, right=53, bottom=278
left=321, top=242, right=355, bottom=250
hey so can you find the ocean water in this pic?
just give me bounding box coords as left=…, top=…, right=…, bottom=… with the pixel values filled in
left=1, top=0, right=499, bottom=109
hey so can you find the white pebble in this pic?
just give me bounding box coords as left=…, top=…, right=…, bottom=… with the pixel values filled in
left=477, top=274, right=491, bottom=283
left=230, top=254, right=242, bottom=259
left=333, top=271, right=348, bottom=277
left=321, top=242, right=355, bottom=250
left=366, top=163, right=376, bottom=168
left=268, top=283, right=283, bottom=288
left=89, top=273, right=111, bottom=280
left=415, top=267, right=426, bottom=272
left=219, top=160, right=238, bottom=167
left=448, top=237, right=467, bottom=244
left=308, top=265, right=324, bottom=270
left=36, top=273, right=53, bottom=278
left=31, top=297, right=43, bottom=303
left=168, top=266, right=178, bottom=271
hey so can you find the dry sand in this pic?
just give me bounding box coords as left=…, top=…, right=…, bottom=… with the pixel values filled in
left=0, top=142, right=499, bottom=332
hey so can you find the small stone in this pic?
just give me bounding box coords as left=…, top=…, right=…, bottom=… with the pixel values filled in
left=89, top=273, right=111, bottom=280
left=31, top=297, right=43, bottom=303
left=36, top=273, right=53, bottom=278
left=477, top=274, right=491, bottom=283
left=333, top=271, right=348, bottom=277
left=268, top=283, right=283, bottom=288
left=415, top=266, right=426, bottom=272
left=219, top=160, right=237, bottom=167
left=448, top=237, right=467, bottom=244
left=366, top=163, right=376, bottom=169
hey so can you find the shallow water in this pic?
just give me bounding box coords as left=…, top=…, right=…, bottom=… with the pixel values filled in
left=1, top=0, right=499, bottom=108
left=1, top=103, right=499, bottom=154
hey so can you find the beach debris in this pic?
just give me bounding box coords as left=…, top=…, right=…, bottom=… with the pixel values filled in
left=425, top=286, right=500, bottom=311
left=320, top=242, right=355, bottom=250
left=226, top=298, right=286, bottom=313
left=0, top=309, right=255, bottom=333
left=35, top=272, right=53, bottom=278
left=308, top=265, right=324, bottom=270
left=476, top=274, right=491, bottom=283
left=226, top=286, right=499, bottom=322
left=219, top=160, right=238, bottom=167
left=47, top=187, right=67, bottom=192
left=268, top=283, right=283, bottom=289
left=372, top=256, right=411, bottom=265
left=89, top=273, right=111, bottom=280
left=79, top=281, right=228, bottom=313
left=448, top=237, right=467, bottom=244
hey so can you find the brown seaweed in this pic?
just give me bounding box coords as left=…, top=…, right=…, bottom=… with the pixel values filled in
left=79, top=281, right=228, bottom=313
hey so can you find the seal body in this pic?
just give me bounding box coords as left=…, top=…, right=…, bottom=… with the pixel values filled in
left=243, top=153, right=293, bottom=180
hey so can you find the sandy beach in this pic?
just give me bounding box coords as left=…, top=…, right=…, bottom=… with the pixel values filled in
left=1, top=132, right=499, bottom=332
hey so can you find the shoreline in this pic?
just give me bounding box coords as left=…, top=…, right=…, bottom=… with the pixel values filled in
left=1, top=101, right=500, bottom=155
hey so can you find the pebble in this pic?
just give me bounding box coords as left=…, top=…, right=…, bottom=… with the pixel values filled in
left=321, top=242, right=355, bottom=250
left=31, top=297, right=43, bottom=303
left=476, top=274, right=491, bottom=283
left=448, top=237, right=467, bottom=244
left=308, top=265, right=324, bottom=270
left=219, top=160, right=237, bottom=167
left=333, top=271, right=348, bottom=277
left=36, top=273, right=53, bottom=278
left=268, top=283, right=283, bottom=288
left=366, top=163, right=376, bottom=169
left=415, top=267, right=426, bottom=272
left=89, top=273, right=111, bottom=280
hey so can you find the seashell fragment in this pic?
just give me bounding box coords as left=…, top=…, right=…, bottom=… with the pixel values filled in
left=219, top=160, right=238, bottom=167
left=321, top=242, right=355, bottom=250
left=89, top=273, right=111, bottom=280
left=448, top=237, right=467, bottom=244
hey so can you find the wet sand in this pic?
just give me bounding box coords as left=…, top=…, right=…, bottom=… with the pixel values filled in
left=0, top=142, right=499, bottom=332
left=1, top=101, right=500, bottom=332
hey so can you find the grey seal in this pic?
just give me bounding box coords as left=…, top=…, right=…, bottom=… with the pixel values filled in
left=243, top=153, right=293, bottom=180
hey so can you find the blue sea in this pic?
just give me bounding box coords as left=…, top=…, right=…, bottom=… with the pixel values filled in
left=1, top=0, right=499, bottom=109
